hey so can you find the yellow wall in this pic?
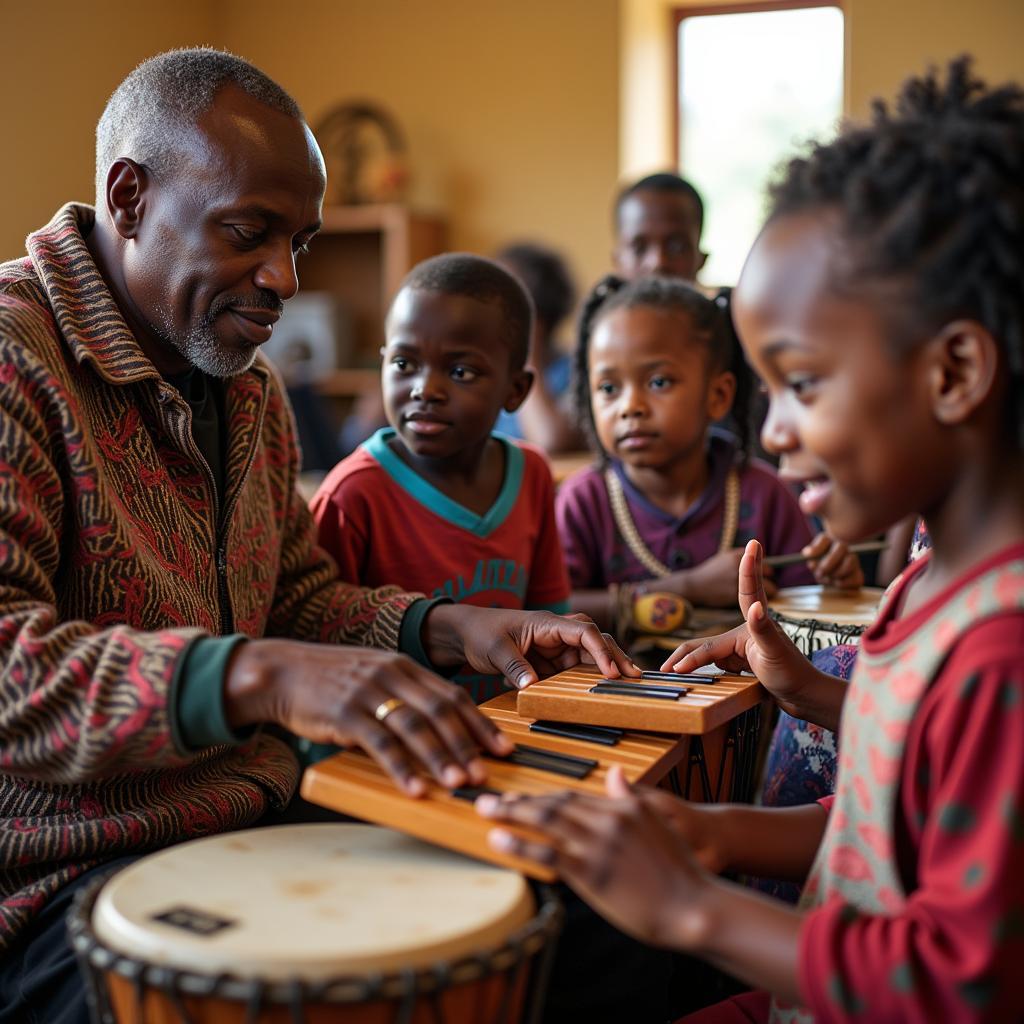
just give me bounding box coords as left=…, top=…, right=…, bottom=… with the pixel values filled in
left=2, top=0, right=619, bottom=297
left=220, top=0, right=619, bottom=293
left=2, top=1, right=219, bottom=260
left=5, top=0, right=1022, bottom=292
left=845, top=0, right=1024, bottom=117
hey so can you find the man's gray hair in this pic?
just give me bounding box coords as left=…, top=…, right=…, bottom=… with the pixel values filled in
left=95, top=48, right=304, bottom=205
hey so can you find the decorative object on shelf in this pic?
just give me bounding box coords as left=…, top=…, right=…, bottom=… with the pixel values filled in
left=260, top=292, right=353, bottom=385
left=314, top=101, right=410, bottom=205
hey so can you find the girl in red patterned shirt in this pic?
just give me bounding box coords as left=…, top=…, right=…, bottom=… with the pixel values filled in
left=476, top=58, right=1024, bottom=1023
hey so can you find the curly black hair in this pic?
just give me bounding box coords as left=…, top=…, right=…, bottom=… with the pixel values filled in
left=614, top=173, right=705, bottom=234
left=766, top=56, right=1024, bottom=447
left=397, top=252, right=533, bottom=370
left=571, top=275, right=754, bottom=462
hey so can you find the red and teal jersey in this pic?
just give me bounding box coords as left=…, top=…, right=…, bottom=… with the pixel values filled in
left=311, top=429, right=571, bottom=700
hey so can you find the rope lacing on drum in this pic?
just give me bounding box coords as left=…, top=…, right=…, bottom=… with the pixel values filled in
left=394, top=967, right=418, bottom=1024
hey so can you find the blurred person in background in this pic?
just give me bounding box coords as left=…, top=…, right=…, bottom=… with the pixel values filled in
left=494, top=241, right=584, bottom=453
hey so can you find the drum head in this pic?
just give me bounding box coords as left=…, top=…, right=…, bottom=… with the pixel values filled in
left=769, top=585, right=885, bottom=626
left=92, top=824, right=534, bottom=982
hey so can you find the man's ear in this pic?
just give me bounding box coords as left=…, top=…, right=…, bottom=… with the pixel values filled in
left=696, top=249, right=708, bottom=275
left=706, top=369, right=736, bottom=422
left=926, top=319, right=1001, bottom=426
left=503, top=368, right=534, bottom=413
left=104, top=158, right=148, bottom=240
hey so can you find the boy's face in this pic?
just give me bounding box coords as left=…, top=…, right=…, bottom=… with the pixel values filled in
left=381, top=288, right=532, bottom=462
left=614, top=190, right=706, bottom=282
left=733, top=211, right=946, bottom=542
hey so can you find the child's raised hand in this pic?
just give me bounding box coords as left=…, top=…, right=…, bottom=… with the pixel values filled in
left=802, top=532, right=864, bottom=589
left=477, top=766, right=718, bottom=949
left=661, top=541, right=816, bottom=711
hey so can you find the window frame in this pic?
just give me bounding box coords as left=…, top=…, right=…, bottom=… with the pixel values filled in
left=670, top=1, right=844, bottom=175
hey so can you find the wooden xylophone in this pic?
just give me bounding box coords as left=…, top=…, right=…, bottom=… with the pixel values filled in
left=302, top=669, right=765, bottom=881
left=515, top=666, right=763, bottom=733
left=517, top=667, right=765, bottom=812
left=301, top=691, right=690, bottom=881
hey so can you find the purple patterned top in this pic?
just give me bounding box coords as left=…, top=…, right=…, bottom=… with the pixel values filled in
left=556, top=433, right=815, bottom=590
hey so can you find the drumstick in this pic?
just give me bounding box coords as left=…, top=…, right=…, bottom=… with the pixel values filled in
left=763, top=540, right=888, bottom=569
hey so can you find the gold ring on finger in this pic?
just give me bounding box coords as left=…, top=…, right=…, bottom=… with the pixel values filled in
left=374, top=698, right=405, bottom=723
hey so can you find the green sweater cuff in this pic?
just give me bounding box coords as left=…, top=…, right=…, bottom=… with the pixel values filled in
left=171, top=635, right=252, bottom=752
left=398, top=596, right=455, bottom=674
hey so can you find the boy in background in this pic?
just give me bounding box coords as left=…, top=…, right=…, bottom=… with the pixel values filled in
left=613, top=172, right=707, bottom=283
left=493, top=241, right=582, bottom=453
left=312, top=254, right=571, bottom=703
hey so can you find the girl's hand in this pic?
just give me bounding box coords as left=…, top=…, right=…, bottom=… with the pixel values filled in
left=668, top=548, right=776, bottom=608
left=477, top=767, right=718, bottom=949
left=660, top=541, right=820, bottom=712
left=802, top=532, right=864, bottom=589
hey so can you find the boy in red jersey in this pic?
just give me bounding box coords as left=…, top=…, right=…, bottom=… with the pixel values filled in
left=313, top=254, right=571, bottom=702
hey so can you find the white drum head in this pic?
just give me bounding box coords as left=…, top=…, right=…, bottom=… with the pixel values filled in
left=770, top=585, right=885, bottom=626
left=92, top=824, right=534, bottom=982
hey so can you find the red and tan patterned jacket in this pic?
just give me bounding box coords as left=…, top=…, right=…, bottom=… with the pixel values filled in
left=0, top=204, right=418, bottom=950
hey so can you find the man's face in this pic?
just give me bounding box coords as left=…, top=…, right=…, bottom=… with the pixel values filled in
left=120, top=86, right=325, bottom=377
left=613, top=189, right=706, bottom=282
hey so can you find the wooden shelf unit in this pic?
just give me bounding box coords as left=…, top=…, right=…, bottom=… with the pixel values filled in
left=301, top=204, right=447, bottom=397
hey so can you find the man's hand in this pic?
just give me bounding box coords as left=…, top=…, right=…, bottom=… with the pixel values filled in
left=224, top=640, right=514, bottom=796
left=421, top=605, right=640, bottom=689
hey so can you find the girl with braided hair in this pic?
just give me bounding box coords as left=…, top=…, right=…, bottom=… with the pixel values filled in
left=477, top=58, right=1024, bottom=1022
left=556, top=274, right=860, bottom=641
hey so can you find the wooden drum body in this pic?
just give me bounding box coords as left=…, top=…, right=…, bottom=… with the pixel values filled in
left=768, top=585, right=885, bottom=656
left=69, top=823, right=562, bottom=1024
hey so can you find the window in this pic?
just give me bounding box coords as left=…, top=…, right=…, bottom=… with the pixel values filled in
left=675, top=3, right=844, bottom=285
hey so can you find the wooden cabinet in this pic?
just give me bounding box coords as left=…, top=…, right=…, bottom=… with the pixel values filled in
left=299, top=204, right=447, bottom=397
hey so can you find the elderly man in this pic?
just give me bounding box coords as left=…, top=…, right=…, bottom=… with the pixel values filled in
left=0, top=49, right=632, bottom=1021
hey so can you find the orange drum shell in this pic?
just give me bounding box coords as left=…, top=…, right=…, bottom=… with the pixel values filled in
left=101, top=969, right=528, bottom=1024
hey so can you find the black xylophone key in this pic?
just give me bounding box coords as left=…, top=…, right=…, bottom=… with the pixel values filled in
left=451, top=785, right=502, bottom=802
left=486, top=743, right=598, bottom=780
left=528, top=720, right=625, bottom=746
left=641, top=669, right=718, bottom=685
left=589, top=681, right=689, bottom=701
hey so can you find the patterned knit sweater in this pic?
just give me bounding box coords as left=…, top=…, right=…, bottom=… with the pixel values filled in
left=0, top=204, right=419, bottom=950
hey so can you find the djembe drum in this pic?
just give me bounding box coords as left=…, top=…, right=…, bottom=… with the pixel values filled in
left=768, top=585, right=885, bottom=656
left=69, top=823, right=562, bottom=1024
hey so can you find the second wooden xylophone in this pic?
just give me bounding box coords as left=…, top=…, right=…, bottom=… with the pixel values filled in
left=301, top=669, right=765, bottom=881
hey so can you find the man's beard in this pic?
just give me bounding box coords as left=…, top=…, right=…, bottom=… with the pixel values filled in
left=154, top=292, right=283, bottom=379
